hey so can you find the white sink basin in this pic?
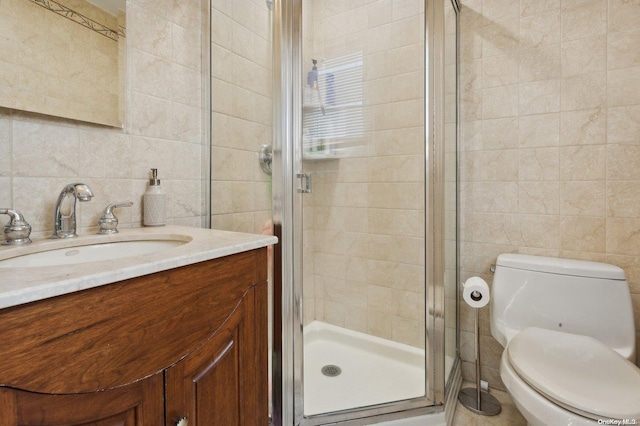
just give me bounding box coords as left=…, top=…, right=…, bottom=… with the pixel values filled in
left=0, top=239, right=188, bottom=268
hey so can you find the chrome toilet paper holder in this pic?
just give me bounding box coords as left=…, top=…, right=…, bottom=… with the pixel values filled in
left=458, top=277, right=502, bottom=416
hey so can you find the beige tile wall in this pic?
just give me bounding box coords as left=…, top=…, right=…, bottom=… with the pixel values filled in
left=0, top=0, right=205, bottom=237
left=459, top=0, right=640, bottom=389
left=302, top=0, right=427, bottom=348
left=210, top=0, right=272, bottom=235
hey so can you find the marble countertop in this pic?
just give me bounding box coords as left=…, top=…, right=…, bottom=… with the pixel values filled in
left=0, top=225, right=278, bottom=310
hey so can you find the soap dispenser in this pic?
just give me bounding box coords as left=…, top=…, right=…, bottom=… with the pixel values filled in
left=143, top=168, right=166, bottom=226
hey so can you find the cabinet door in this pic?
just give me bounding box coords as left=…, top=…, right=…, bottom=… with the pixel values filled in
left=165, top=282, right=268, bottom=426
left=0, top=374, right=164, bottom=426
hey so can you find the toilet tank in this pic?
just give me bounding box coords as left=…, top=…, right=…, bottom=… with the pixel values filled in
left=490, top=254, right=636, bottom=362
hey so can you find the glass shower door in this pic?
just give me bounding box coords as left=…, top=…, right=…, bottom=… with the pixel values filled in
left=271, top=0, right=459, bottom=424
left=297, top=0, right=428, bottom=420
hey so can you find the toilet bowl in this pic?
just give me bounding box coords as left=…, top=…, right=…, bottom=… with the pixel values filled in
left=490, top=254, right=640, bottom=425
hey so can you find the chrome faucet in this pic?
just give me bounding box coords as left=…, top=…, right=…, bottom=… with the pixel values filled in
left=52, top=183, right=94, bottom=238
left=0, top=208, right=32, bottom=245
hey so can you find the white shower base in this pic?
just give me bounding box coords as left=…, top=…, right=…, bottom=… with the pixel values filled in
left=303, top=321, right=426, bottom=416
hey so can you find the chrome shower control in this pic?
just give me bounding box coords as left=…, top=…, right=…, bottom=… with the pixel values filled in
left=259, top=144, right=273, bottom=175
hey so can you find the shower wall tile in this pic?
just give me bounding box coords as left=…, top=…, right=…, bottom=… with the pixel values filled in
left=518, top=113, right=559, bottom=147
left=370, top=128, right=424, bottom=156
left=482, top=85, right=518, bottom=119
left=559, top=108, right=606, bottom=145
left=460, top=0, right=640, bottom=387
left=560, top=35, right=606, bottom=77
left=481, top=117, right=519, bottom=149
left=462, top=149, right=519, bottom=181
left=609, top=0, right=640, bottom=33
left=460, top=89, right=483, bottom=122
left=559, top=144, right=606, bottom=181
left=392, top=317, right=424, bottom=348
left=520, top=0, right=559, bottom=18
left=305, top=0, right=427, bottom=348
left=368, top=209, right=425, bottom=237
left=608, top=105, right=640, bottom=143
left=368, top=311, right=394, bottom=340
left=518, top=78, right=560, bottom=115
left=519, top=43, right=561, bottom=83
left=561, top=72, right=607, bottom=111
left=366, top=260, right=424, bottom=294
left=368, top=1, right=393, bottom=28
left=368, top=183, right=425, bottom=209
left=607, top=143, right=640, bottom=180
left=608, top=66, right=640, bottom=107
left=482, top=18, right=519, bottom=57
left=607, top=28, right=640, bottom=70
left=482, top=0, right=519, bottom=23
left=561, top=0, right=607, bottom=42
left=519, top=11, right=561, bottom=47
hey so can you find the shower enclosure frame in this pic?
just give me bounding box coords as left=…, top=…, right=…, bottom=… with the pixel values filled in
left=270, top=0, right=461, bottom=424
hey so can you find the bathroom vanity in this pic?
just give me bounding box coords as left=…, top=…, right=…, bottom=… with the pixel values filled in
left=0, top=226, right=276, bottom=426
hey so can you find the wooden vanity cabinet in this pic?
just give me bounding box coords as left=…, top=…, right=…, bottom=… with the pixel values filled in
left=0, top=249, right=269, bottom=426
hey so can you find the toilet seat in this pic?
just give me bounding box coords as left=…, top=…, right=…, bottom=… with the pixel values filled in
left=507, top=327, right=640, bottom=421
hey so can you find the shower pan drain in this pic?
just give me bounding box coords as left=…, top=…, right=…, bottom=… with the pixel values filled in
left=321, top=365, right=342, bottom=377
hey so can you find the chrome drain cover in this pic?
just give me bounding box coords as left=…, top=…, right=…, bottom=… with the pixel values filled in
left=321, top=365, right=342, bottom=377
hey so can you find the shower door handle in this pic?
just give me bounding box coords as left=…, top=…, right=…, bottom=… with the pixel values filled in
left=297, top=173, right=312, bottom=193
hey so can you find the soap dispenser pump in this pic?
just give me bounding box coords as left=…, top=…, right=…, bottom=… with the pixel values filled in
left=143, top=168, right=166, bottom=226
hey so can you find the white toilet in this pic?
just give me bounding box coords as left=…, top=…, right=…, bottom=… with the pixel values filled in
left=490, top=254, right=640, bottom=425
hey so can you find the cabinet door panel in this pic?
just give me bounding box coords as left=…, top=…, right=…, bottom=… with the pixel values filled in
left=0, top=374, right=163, bottom=426
left=166, top=282, right=267, bottom=426
left=197, top=338, right=241, bottom=425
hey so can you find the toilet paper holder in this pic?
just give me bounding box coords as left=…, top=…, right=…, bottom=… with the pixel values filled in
left=469, top=291, right=483, bottom=302
left=458, top=277, right=502, bottom=416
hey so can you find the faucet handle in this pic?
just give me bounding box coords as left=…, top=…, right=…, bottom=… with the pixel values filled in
left=98, top=201, right=133, bottom=235
left=0, top=208, right=32, bottom=245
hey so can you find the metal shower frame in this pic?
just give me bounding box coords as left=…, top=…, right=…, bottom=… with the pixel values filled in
left=269, top=1, right=462, bottom=424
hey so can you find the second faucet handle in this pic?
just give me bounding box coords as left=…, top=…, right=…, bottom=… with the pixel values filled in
left=98, top=201, right=133, bottom=235
left=0, top=208, right=32, bottom=245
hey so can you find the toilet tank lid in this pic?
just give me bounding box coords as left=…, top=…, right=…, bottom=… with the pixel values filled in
left=496, top=254, right=626, bottom=280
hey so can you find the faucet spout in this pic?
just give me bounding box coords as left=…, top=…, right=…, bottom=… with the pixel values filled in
left=52, top=183, right=94, bottom=238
